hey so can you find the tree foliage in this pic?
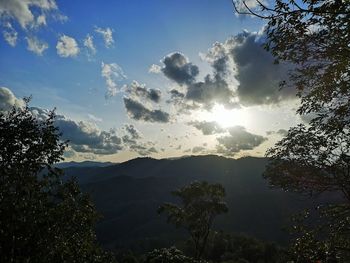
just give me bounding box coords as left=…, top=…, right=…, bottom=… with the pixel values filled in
left=158, top=181, right=228, bottom=260
left=0, top=101, right=115, bottom=262
left=233, top=0, right=350, bottom=260
left=145, top=247, right=204, bottom=263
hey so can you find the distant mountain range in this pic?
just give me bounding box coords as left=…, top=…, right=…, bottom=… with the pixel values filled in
left=56, top=161, right=115, bottom=169
left=62, top=155, right=336, bottom=251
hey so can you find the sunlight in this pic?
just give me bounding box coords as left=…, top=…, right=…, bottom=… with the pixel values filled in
left=200, top=104, right=249, bottom=128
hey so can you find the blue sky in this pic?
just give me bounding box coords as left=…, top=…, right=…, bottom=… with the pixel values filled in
left=0, top=0, right=301, bottom=162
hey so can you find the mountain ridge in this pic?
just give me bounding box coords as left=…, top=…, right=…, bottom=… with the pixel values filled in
left=62, top=155, right=336, bottom=250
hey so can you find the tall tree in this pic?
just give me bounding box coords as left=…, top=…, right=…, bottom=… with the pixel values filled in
left=158, top=181, right=228, bottom=260
left=233, top=0, right=350, bottom=260
left=0, top=100, right=115, bottom=262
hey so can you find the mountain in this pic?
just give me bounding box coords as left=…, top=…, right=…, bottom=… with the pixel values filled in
left=55, top=161, right=115, bottom=169
left=63, top=155, right=337, bottom=251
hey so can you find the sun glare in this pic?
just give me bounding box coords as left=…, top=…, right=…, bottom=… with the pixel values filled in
left=200, top=104, right=249, bottom=128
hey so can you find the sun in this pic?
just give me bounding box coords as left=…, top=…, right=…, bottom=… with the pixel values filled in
left=199, top=104, right=249, bottom=128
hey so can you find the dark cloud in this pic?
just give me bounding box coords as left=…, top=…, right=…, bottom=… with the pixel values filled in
left=55, top=116, right=123, bottom=155
left=120, top=124, right=159, bottom=156
left=188, top=120, right=225, bottom=135
left=185, top=75, right=236, bottom=109
left=161, top=51, right=237, bottom=111
left=161, top=52, right=199, bottom=85
left=123, top=97, right=170, bottom=123
left=29, top=107, right=123, bottom=155
left=216, top=126, right=267, bottom=156
left=0, top=87, right=24, bottom=111
left=205, top=31, right=294, bottom=106
left=162, top=30, right=294, bottom=113
left=169, top=89, right=185, bottom=99
left=125, top=80, right=161, bottom=103
left=123, top=124, right=141, bottom=140
left=129, top=144, right=158, bottom=156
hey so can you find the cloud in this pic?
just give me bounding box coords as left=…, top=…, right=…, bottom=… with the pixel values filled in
left=36, top=14, right=46, bottom=27
left=123, top=124, right=141, bottom=140
left=31, top=107, right=123, bottom=155
left=204, top=31, right=293, bottom=105
left=266, top=128, right=288, bottom=136
left=125, top=80, right=161, bottom=103
left=120, top=124, right=159, bottom=156
left=87, top=114, right=102, bottom=122
left=0, top=0, right=58, bottom=29
left=2, top=22, right=17, bottom=46
left=26, top=36, right=48, bottom=55
left=101, top=62, right=126, bottom=98
left=128, top=144, right=158, bottom=156
left=56, top=35, right=79, bottom=57
left=161, top=52, right=199, bottom=85
left=161, top=51, right=237, bottom=110
left=233, top=0, right=264, bottom=13
left=95, top=27, right=114, bottom=48
left=185, top=74, right=236, bottom=109
left=149, top=64, right=161, bottom=73
left=0, top=87, right=160, bottom=157
left=123, top=97, right=170, bottom=123
left=188, top=121, right=225, bottom=135
left=216, top=126, right=267, bottom=156
left=83, top=34, right=96, bottom=56
left=0, top=87, right=24, bottom=111
left=192, top=146, right=206, bottom=154
left=63, top=148, right=76, bottom=158
left=162, top=30, right=293, bottom=113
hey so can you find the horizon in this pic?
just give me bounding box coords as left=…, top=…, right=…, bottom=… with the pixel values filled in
left=57, top=153, right=267, bottom=164
left=0, top=1, right=302, bottom=163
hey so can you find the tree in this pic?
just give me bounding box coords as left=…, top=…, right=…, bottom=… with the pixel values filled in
left=158, top=181, right=228, bottom=260
left=145, top=247, right=203, bottom=263
left=0, top=100, right=115, bottom=262
left=232, top=0, right=350, bottom=260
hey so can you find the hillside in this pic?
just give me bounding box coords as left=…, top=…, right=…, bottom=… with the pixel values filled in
left=64, top=155, right=334, bottom=251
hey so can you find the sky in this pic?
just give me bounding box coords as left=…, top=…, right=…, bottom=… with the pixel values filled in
left=0, top=0, right=303, bottom=162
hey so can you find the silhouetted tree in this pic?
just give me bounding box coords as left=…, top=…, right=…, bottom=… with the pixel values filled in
left=0, top=100, right=115, bottom=262
left=145, top=247, right=203, bottom=263
left=158, top=181, right=228, bottom=260
left=233, top=0, right=350, bottom=261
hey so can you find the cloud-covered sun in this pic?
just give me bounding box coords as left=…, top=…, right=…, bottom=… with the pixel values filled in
left=200, top=104, right=249, bottom=128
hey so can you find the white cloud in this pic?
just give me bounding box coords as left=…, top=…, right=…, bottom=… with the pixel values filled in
left=149, top=64, right=161, bottom=73
left=2, top=22, right=17, bottom=47
left=233, top=0, right=266, bottom=14
left=0, top=87, right=24, bottom=111
left=87, top=114, right=102, bottom=122
left=36, top=14, right=47, bottom=27
left=83, top=34, right=96, bottom=56
left=0, top=0, right=58, bottom=29
left=95, top=27, right=114, bottom=48
left=56, top=35, right=80, bottom=58
left=26, top=36, right=48, bottom=55
left=101, top=62, right=126, bottom=97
